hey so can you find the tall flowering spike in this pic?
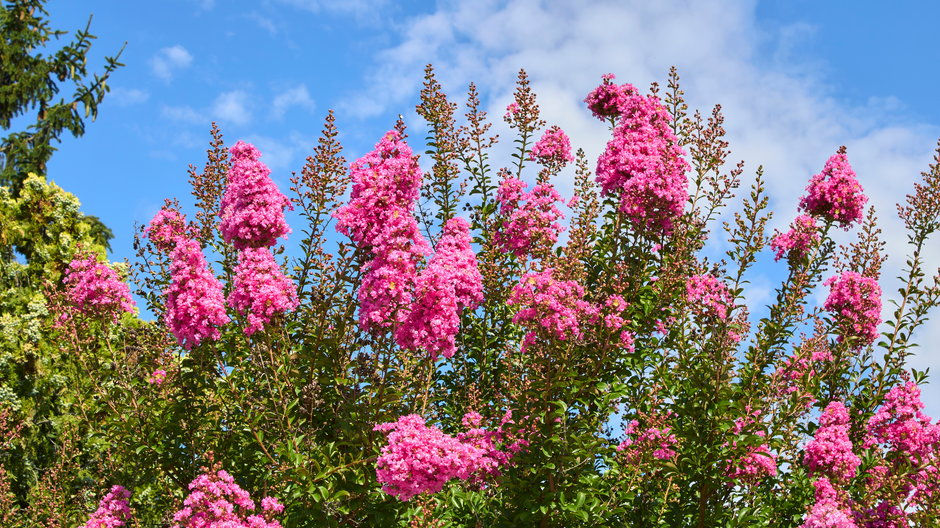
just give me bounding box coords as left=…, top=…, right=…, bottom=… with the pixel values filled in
left=771, top=214, right=820, bottom=261
left=584, top=73, right=637, bottom=121
left=799, top=147, right=867, bottom=228
left=145, top=203, right=190, bottom=253
left=823, top=271, right=882, bottom=346
left=686, top=274, right=733, bottom=320
left=395, top=217, right=483, bottom=360
left=334, top=130, right=429, bottom=330
left=804, top=401, right=861, bottom=482
left=81, top=485, right=132, bottom=528
left=495, top=177, right=565, bottom=258
left=508, top=267, right=598, bottom=350
left=529, top=125, right=575, bottom=167
left=334, top=130, right=425, bottom=249
left=595, top=89, right=689, bottom=235
left=165, top=238, right=229, bottom=349
left=373, top=414, right=516, bottom=501
left=220, top=141, right=292, bottom=250
left=172, top=468, right=283, bottom=528
left=228, top=247, right=299, bottom=336
left=867, top=382, right=940, bottom=461
left=63, top=252, right=136, bottom=321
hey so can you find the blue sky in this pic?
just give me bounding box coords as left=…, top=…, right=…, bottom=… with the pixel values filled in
left=36, top=0, right=940, bottom=414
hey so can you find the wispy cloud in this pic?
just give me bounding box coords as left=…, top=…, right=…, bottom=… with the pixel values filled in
left=109, top=87, right=150, bottom=106
left=161, top=104, right=205, bottom=124
left=271, top=84, right=315, bottom=120
left=211, top=90, right=253, bottom=126
left=274, top=0, right=391, bottom=24
left=150, top=45, right=193, bottom=82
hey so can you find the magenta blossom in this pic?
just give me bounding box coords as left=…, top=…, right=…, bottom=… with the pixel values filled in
left=172, top=468, right=283, bottom=528
left=165, top=238, right=229, bottom=349
left=595, top=88, right=689, bottom=235
left=228, top=247, right=299, bottom=336
left=804, top=401, right=860, bottom=482
left=495, top=177, right=565, bottom=259
left=395, top=217, right=483, bottom=360
left=686, top=274, right=733, bottom=320
left=62, top=253, right=136, bottom=322
left=82, top=485, right=132, bottom=528
left=824, top=271, right=881, bottom=346
left=529, top=125, right=575, bottom=166
left=508, top=268, right=598, bottom=350
left=584, top=73, right=637, bottom=121
left=145, top=204, right=191, bottom=253
left=220, top=141, right=293, bottom=250
left=771, top=215, right=820, bottom=261
left=799, top=148, right=867, bottom=228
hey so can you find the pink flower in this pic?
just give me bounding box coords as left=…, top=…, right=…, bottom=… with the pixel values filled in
left=228, top=247, right=299, bottom=336
left=804, top=402, right=861, bottom=482
left=165, top=238, right=229, bottom=349
left=172, top=468, right=283, bottom=528
left=220, top=141, right=293, bottom=250
left=334, top=131, right=429, bottom=331
left=508, top=268, right=597, bottom=348
left=824, top=271, right=881, bottom=346
left=595, top=89, right=689, bottom=235
left=82, top=485, right=132, bottom=528
left=373, top=414, right=518, bottom=501
left=801, top=478, right=858, bottom=528
left=584, top=74, right=638, bottom=121
left=771, top=215, right=820, bottom=261
left=617, top=416, right=678, bottom=463
left=799, top=148, right=867, bottom=228
left=495, top=177, right=565, bottom=258
left=146, top=204, right=191, bottom=253
left=62, top=253, right=136, bottom=321
left=529, top=125, right=575, bottom=166
left=395, top=217, right=483, bottom=360
left=867, top=382, right=940, bottom=462
left=148, top=369, right=167, bottom=386
left=686, top=274, right=732, bottom=320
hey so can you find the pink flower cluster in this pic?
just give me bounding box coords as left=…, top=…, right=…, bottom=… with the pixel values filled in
left=228, top=247, right=299, bottom=336
left=600, top=295, right=636, bottom=350
left=373, top=413, right=522, bottom=501
left=799, top=148, right=867, bottom=228
left=823, top=271, right=882, bottom=346
left=617, top=416, right=678, bottom=463
left=63, top=253, right=136, bottom=321
left=802, top=478, right=858, bottom=528
left=771, top=215, right=820, bottom=261
left=146, top=207, right=228, bottom=349
left=172, top=468, right=283, bottom=528
left=395, top=218, right=483, bottom=360
left=594, top=84, right=689, bottom=235
left=866, top=382, right=940, bottom=462
left=508, top=268, right=597, bottom=350
left=148, top=369, right=167, bottom=386
left=805, top=402, right=861, bottom=482
left=686, top=274, right=733, bottom=320
left=165, top=238, right=229, bottom=349
left=145, top=205, right=191, bottom=253
left=583, top=73, right=637, bottom=121
left=334, top=131, right=429, bottom=330
left=220, top=141, right=292, bottom=250
left=725, top=412, right=777, bottom=485
left=82, top=485, right=132, bottom=528
left=495, top=177, right=565, bottom=259
left=529, top=126, right=574, bottom=167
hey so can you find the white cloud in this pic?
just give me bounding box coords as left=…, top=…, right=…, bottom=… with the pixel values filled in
left=109, top=87, right=149, bottom=106
left=342, top=0, right=940, bottom=414
left=211, top=90, right=253, bottom=126
left=150, top=45, right=193, bottom=82
left=275, top=0, right=391, bottom=23
left=248, top=12, right=278, bottom=35
left=161, top=104, right=206, bottom=125
left=271, top=84, right=315, bottom=120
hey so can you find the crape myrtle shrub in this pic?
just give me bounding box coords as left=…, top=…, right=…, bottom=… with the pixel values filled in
left=2, top=65, right=940, bottom=527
